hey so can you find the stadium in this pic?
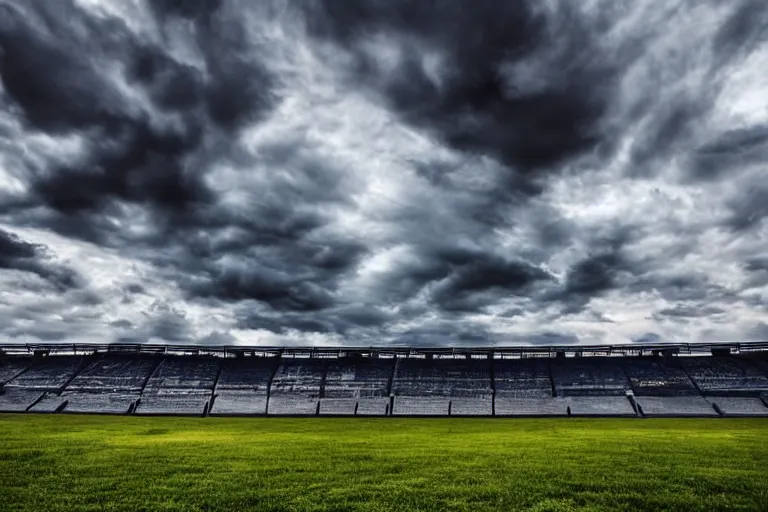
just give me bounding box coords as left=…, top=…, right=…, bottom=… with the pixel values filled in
left=3, top=1, right=768, bottom=509
left=2, top=341, right=768, bottom=417
left=3, top=341, right=768, bottom=511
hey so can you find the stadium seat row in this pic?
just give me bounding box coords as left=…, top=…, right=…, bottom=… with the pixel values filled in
left=2, top=353, right=768, bottom=416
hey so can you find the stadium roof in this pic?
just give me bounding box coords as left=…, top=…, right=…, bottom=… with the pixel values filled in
left=2, top=341, right=767, bottom=358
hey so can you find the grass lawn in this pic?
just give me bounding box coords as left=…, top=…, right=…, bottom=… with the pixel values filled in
left=0, top=415, right=767, bottom=511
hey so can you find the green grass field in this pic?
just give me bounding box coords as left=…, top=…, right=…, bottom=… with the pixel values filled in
left=1, top=415, right=767, bottom=512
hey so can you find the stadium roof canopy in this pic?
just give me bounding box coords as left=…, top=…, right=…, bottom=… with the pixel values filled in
left=1, top=341, right=767, bottom=358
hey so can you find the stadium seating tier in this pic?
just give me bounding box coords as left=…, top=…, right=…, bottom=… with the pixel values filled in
left=709, top=396, right=768, bottom=416
left=3, top=350, right=768, bottom=417
left=634, top=396, right=718, bottom=416
left=0, top=388, right=43, bottom=412
left=209, top=391, right=268, bottom=415
left=61, top=392, right=139, bottom=414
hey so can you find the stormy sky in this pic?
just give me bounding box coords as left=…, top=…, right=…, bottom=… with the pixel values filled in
left=1, top=1, right=767, bottom=346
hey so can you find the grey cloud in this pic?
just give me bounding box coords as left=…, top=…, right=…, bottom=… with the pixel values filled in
left=0, top=229, right=83, bottom=291
left=654, top=304, right=726, bottom=319
left=304, top=1, right=620, bottom=181
left=691, top=125, right=768, bottom=180
left=144, top=302, right=195, bottom=342
left=745, top=257, right=768, bottom=273
left=746, top=322, right=768, bottom=341
left=1, top=1, right=767, bottom=346
left=0, top=0, right=275, bottom=220
left=712, top=1, right=768, bottom=66
left=632, top=332, right=663, bottom=344
left=110, top=319, right=134, bottom=330
left=725, top=184, right=768, bottom=232
left=515, top=331, right=581, bottom=346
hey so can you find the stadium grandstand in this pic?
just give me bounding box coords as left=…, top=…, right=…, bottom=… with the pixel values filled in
left=1, top=341, right=768, bottom=417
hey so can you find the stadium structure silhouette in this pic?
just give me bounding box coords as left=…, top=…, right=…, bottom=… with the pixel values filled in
left=2, top=341, right=768, bottom=417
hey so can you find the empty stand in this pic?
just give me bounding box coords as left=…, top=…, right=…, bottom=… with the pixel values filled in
left=29, top=393, right=68, bottom=412
left=319, top=358, right=393, bottom=415
left=134, top=356, right=220, bottom=415
left=0, top=357, right=33, bottom=384
left=67, top=355, right=157, bottom=392
left=678, top=357, right=768, bottom=395
left=323, top=358, right=393, bottom=398
left=267, top=396, right=319, bottom=415
left=634, top=396, right=718, bottom=417
left=391, top=358, right=492, bottom=415
left=4, top=345, right=768, bottom=418
left=212, top=391, right=268, bottom=415
left=136, top=390, right=211, bottom=416
left=0, top=389, right=43, bottom=412
left=61, top=392, right=138, bottom=414
left=5, top=356, right=84, bottom=391
left=451, top=397, right=493, bottom=416
left=744, top=355, right=768, bottom=377
left=552, top=357, right=630, bottom=396
left=57, top=355, right=158, bottom=414
left=709, top=397, right=768, bottom=417
left=621, top=358, right=698, bottom=395
left=393, top=396, right=449, bottom=416
left=355, top=397, right=390, bottom=416
left=143, top=356, right=219, bottom=390
left=494, top=358, right=553, bottom=398
left=268, top=358, right=324, bottom=415
left=566, top=396, right=636, bottom=416
left=319, top=398, right=357, bottom=415
left=210, top=356, right=276, bottom=415
left=494, top=397, right=568, bottom=416
left=209, top=356, right=276, bottom=415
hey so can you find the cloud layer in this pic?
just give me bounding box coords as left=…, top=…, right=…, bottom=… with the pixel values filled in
left=1, top=0, right=767, bottom=346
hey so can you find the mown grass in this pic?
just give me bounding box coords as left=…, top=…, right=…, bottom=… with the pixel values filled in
left=0, top=415, right=767, bottom=511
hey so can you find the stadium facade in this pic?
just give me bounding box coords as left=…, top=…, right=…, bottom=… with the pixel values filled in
left=2, top=341, right=768, bottom=417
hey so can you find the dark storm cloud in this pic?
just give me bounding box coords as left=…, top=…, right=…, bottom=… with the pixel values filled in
left=565, top=252, right=627, bottom=297
left=654, top=304, right=726, bottom=319
left=145, top=302, right=195, bottom=342
left=0, top=229, right=82, bottom=291
left=148, top=0, right=223, bottom=20
left=391, top=321, right=495, bottom=347
left=303, top=0, right=620, bottom=181
left=631, top=332, right=663, bottom=344
left=0, top=0, right=357, bottom=313
left=629, top=98, right=710, bottom=178
left=1, top=1, right=767, bottom=345
left=235, top=301, right=393, bottom=338
left=724, top=184, right=768, bottom=232
left=429, top=253, right=552, bottom=312
left=627, top=2, right=768, bottom=181
left=362, top=240, right=553, bottom=314
left=525, top=332, right=580, bottom=345
left=493, top=330, right=582, bottom=346
left=0, top=0, right=274, bottom=221
left=691, top=125, right=768, bottom=180
left=745, top=256, right=768, bottom=273
left=712, top=0, right=768, bottom=65
left=541, top=231, right=637, bottom=313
